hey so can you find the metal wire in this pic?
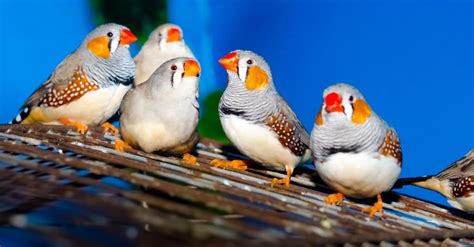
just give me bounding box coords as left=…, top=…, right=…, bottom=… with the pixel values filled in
left=0, top=124, right=472, bottom=246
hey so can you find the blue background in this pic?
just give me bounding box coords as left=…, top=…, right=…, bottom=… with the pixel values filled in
left=1, top=0, right=473, bottom=207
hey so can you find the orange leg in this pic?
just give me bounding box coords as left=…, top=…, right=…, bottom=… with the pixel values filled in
left=210, top=159, right=248, bottom=171
left=182, top=153, right=198, bottom=165
left=58, top=118, right=88, bottom=134
left=114, top=138, right=132, bottom=152
left=101, top=122, right=120, bottom=136
left=362, top=194, right=384, bottom=217
left=270, top=168, right=293, bottom=187
left=324, top=193, right=345, bottom=205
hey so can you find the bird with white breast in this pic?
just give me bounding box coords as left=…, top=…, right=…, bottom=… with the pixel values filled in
left=10, top=23, right=137, bottom=135
left=115, top=57, right=200, bottom=164
left=213, top=50, right=312, bottom=187
left=311, top=83, right=402, bottom=216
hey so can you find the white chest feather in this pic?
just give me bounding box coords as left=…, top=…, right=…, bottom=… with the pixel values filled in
left=43, top=84, right=130, bottom=125
left=221, top=115, right=301, bottom=171
left=449, top=195, right=474, bottom=213
left=316, top=152, right=401, bottom=198
left=120, top=98, right=198, bottom=153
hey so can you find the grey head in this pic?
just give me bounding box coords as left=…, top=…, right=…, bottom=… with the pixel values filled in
left=311, top=83, right=388, bottom=163
left=138, top=57, right=200, bottom=98
left=147, top=23, right=187, bottom=50
left=79, top=23, right=137, bottom=87
left=218, top=50, right=279, bottom=122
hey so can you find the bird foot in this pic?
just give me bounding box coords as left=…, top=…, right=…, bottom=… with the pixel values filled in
left=101, top=122, right=119, bottom=136
left=114, top=139, right=132, bottom=152
left=58, top=118, right=88, bottom=134
left=362, top=194, right=384, bottom=217
left=182, top=153, right=197, bottom=165
left=270, top=176, right=291, bottom=187
left=324, top=193, right=345, bottom=205
left=210, top=159, right=248, bottom=171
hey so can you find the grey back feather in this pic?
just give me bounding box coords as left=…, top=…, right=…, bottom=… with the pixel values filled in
left=436, top=149, right=474, bottom=180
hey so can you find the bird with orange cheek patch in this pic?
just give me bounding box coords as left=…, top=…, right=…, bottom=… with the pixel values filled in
left=10, top=23, right=137, bottom=135
left=134, top=24, right=195, bottom=86
left=212, top=50, right=312, bottom=187
left=311, top=83, right=402, bottom=217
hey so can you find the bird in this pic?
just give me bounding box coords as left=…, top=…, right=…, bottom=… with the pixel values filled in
left=213, top=50, right=312, bottom=187
left=396, top=149, right=474, bottom=213
left=134, top=23, right=195, bottom=86
left=115, top=57, right=200, bottom=164
left=10, top=23, right=137, bottom=135
left=310, top=83, right=402, bottom=216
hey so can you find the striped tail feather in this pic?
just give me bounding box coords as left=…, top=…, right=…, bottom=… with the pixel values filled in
left=9, top=107, right=32, bottom=124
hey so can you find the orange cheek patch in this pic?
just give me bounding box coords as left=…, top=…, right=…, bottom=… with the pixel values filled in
left=352, top=99, right=372, bottom=124
left=87, top=36, right=110, bottom=58
left=42, top=70, right=98, bottom=108
left=315, top=109, right=323, bottom=126
left=245, top=66, right=269, bottom=90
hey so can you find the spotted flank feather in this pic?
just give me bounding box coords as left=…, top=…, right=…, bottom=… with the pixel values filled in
left=266, top=112, right=306, bottom=156
left=378, top=129, right=402, bottom=165
left=41, top=70, right=98, bottom=107
left=452, top=176, right=474, bottom=198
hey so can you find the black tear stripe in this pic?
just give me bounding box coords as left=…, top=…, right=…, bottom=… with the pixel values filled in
left=170, top=72, right=175, bottom=88
left=221, top=106, right=246, bottom=117
left=107, top=38, right=112, bottom=52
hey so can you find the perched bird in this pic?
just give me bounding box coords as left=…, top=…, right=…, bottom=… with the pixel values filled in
left=115, top=57, right=200, bottom=163
left=10, top=23, right=137, bottom=134
left=396, top=149, right=474, bottom=213
left=214, top=50, right=311, bottom=187
left=134, top=24, right=195, bottom=86
left=310, top=83, right=402, bottom=216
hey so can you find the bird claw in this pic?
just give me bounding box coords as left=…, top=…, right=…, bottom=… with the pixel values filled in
left=114, top=139, right=132, bottom=152
left=58, top=118, right=88, bottom=134
left=210, top=159, right=248, bottom=171
left=362, top=194, right=384, bottom=217
left=101, top=122, right=119, bottom=136
left=270, top=176, right=290, bottom=187
left=324, top=193, right=345, bottom=205
left=182, top=153, right=197, bottom=165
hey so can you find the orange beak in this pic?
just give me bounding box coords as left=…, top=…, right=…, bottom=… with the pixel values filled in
left=120, top=29, right=137, bottom=46
left=218, top=52, right=238, bottom=73
left=183, top=59, right=200, bottom=77
left=325, top=92, right=344, bottom=113
left=167, top=28, right=182, bottom=43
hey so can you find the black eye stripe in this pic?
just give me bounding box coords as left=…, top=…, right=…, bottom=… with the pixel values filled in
left=170, top=71, right=175, bottom=88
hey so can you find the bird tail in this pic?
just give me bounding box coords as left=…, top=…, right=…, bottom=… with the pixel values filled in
left=9, top=107, right=32, bottom=124
left=394, top=176, right=452, bottom=198
left=302, top=148, right=313, bottom=164
left=393, top=176, right=433, bottom=189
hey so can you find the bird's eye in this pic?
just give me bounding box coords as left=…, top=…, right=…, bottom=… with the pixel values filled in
left=349, top=95, right=354, bottom=102
left=107, top=32, right=113, bottom=37
left=158, top=33, right=163, bottom=38
left=246, top=59, right=253, bottom=65
left=171, top=65, right=178, bottom=71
